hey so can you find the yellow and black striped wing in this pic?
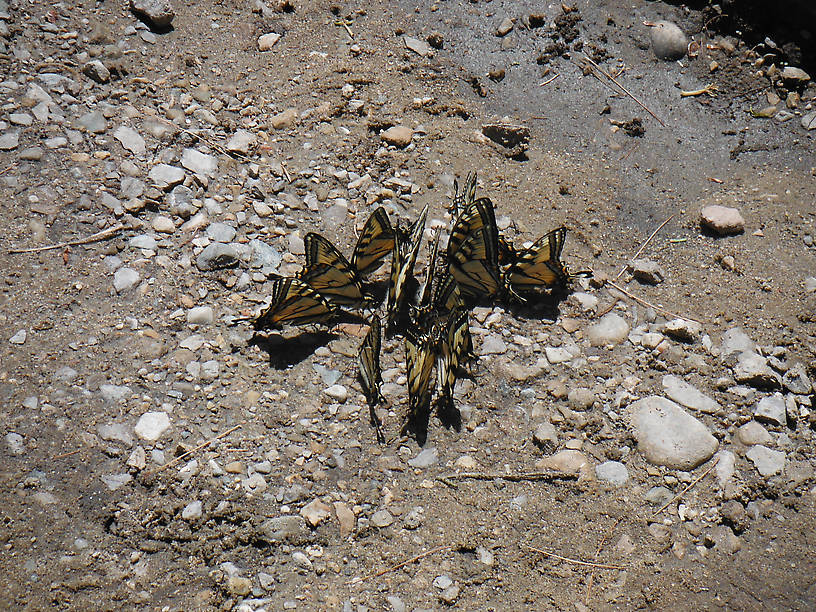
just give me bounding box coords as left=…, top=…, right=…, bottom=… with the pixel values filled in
left=432, top=274, right=465, bottom=313
left=437, top=308, right=471, bottom=394
left=351, top=206, right=395, bottom=277
left=402, top=331, right=436, bottom=444
left=447, top=198, right=503, bottom=301
left=301, top=232, right=369, bottom=306
left=358, top=316, right=384, bottom=407
left=449, top=171, right=477, bottom=219
left=386, top=204, right=428, bottom=325
left=252, top=277, right=338, bottom=330
left=505, top=227, right=568, bottom=290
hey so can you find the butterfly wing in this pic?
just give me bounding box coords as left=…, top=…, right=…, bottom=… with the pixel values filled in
left=252, top=277, right=338, bottom=330
left=402, top=330, right=436, bottom=445
left=449, top=171, right=477, bottom=219
left=505, top=227, right=568, bottom=291
left=447, top=198, right=503, bottom=301
left=358, top=316, right=385, bottom=442
left=351, top=206, right=395, bottom=277
left=300, top=232, right=370, bottom=306
left=386, top=205, right=428, bottom=327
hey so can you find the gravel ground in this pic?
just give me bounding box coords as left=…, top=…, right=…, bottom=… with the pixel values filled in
left=1, top=0, right=815, bottom=610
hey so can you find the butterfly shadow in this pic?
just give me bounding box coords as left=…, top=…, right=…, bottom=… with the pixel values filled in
left=249, top=330, right=338, bottom=369
left=436, top=394, right=462, bottom=433
left=505, top=286, right=571, bottom=322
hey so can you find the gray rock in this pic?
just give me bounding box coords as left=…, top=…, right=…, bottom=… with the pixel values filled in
left=77, top=111, right=107, bottom=133
left=130, top=0, right=175, bottom=28
left=205, top=222, right=236, bottom=243
left=291, top=551, right=312, bottom=569
left=168, top=184, right=194, bottom=215
left=0, top=131, right=19, bottom=150
left=700, top=204, right=745, bottom=235
left=313, top=364, right=341, bottom=386
left=480, top=334, right=507, bottom=355
left=433, top=575, right=453, bottom=590
left=629, top=396, right=718, bottom=469
left=753, top=393, right=787, bottom=426
left=9, top=329, right=26, bottom=345
left=100, top=384, right=132, bottom=403
left=746, top=445, right=785, bottom=477
left=371, top=509, right=394, bottom=527
left=181, top=148, right=218, bottom=177
left=82, top=60, right=110, bottom=83
left=179, top=500, right=203, bottom=521
left=249, top=239, right=282, bottom=270
left=19, top=147, right=43, bottom=161
left=323, top=384, right=348, bottom=403
left=801, top=111, right=816, bottom=131
left=733, top=352, right=778, bottom=387
left=721, top=327, right=755, bottom=357
left=101, top=473, right=132, bottom=491
left=9, top=113, right=33, bottom=126
left=567, top=387, right=595, bottom=410
left=114, top=267, right=140, bottom=293
left=258, top=516, right=307, bottom=543
left=782, top=364, right=812, bottom=394
left=126, top=446, right=146, bottom=470
left=408, top=447, right=438, bottom=468
left=97, top=422, right=134, bottom=446
left=715, top=450, right=736, bottom=487
left=386, top=595, right=406, bottom=612
left=781, top=66, right=810, bottom=83
left=258, top=32, right=281, bottom=51
left=258, top=572, right=275, bottom=591
left=736, top=421, right=772, bottom=446
left=710, top=524, right=742, bottom=554
left=5, top=432, right=25, bottom=455
left=196, top=243, right=240, bottom=270
left=644, top=485, right=673, bottom=505
left=631, top=259, right=665, bottom=284
left=226, top=129, right=256, bottom=154
left=113, top=125, right=146, bottom=155
left=532, top=421, right=558, bottom=451
left=662, top=375, right=721, bottom=414
left=120, top=176, right=145, bottom=199
left=496, top=17, right=514, bottom=36
left=54, top=366, right=78, bottom=382
left=187, top=306, right=214, bottom=325
left=148, top=163, right=185, bottom=189
left=134, top=411, right=171, bottom=441
left=44, top=136, right=68, bottom=149
left=649, top=21, right=687, bottom=60
left=595, top=461, right=629, bottom=486
left=662, top=318, right=702, bottom=343
left=200, top=360, right=220, bottom=380
left=322, top=203, right=348, bottom=229
left=404, top=36, right=432, bottom=57
left=587, top=313, right=630, bottom=346
left=130, top=234, right=158, bottom=251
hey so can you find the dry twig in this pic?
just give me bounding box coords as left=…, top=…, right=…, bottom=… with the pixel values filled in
left=145, top=424, right=242, bottom=475
left=606, top=280, right=701, bottom=324
left=54, top=449, right=82, bottom=459
left=539, top=74, right=560, bottom=87
left=650, top=458, right=719, bottom=519
left=346, top=545, right=451, bottom=585
left=614, top=214, right=675, bottom=279
left=585, top=518, right=622, bottom=604
left=526, top=545, right=625, bottom=570
left=680, top=84, right=718, bottom=97
left=8, top=223, right=124, bottom=254
left=437, top=470, right=578, bottom=488
left=579, top=55, right=666, bottom=127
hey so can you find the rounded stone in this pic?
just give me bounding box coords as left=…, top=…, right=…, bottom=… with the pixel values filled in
left=595, top=460, right=629, bottom=486
left=700, top=205, right=745, bottom=235
left=649, top=21, right=687, bottom=61
left=629, top=396, right=717, bottom=469
left=587, top=313, right=630, bottom=347
left=381, top=126, right=414, bottom=147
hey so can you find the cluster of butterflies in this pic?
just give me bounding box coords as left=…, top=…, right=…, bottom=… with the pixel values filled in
left=249, top=173, right=589, bottom=445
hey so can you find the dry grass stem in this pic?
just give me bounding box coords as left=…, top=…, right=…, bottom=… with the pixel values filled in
left=346, top=545, right=451, bottom=585
left=526, top=545, right=625, bottom=570
left=650, top=458, right=719, bottom=519
left=9, top=223, right=125, bottom=254
left=614, top=214, right=676, bottom=279
left=146, top=424, right=242, bottom=475
left=606, top=280, right=701, bottom=324
left=580, top=55, right=666, bottom=127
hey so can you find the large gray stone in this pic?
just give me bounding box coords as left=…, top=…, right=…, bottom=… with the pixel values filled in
left=257, top=516, right=307, bottom=543
left=629, top=396, right=718, bottom=469
left=196, top=243, right=240, bottom=270
left=181, top=148, right=218, bottom=177
left=753, top=393, right=787, bottom=426
left=733, top=351, right=778, bottom=388
left=662, top=375, right=721, bottom=414
left=148, top=163, right=185, bottom=189
left=720, top=327, right=755, bottom=357
left=587, top=313, right=629, bottom=347
left=113, top=125, right=146, bottom=155
left=130, top=0, right=175, bottom=28
left=746, top=445, right=785, bottom=477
